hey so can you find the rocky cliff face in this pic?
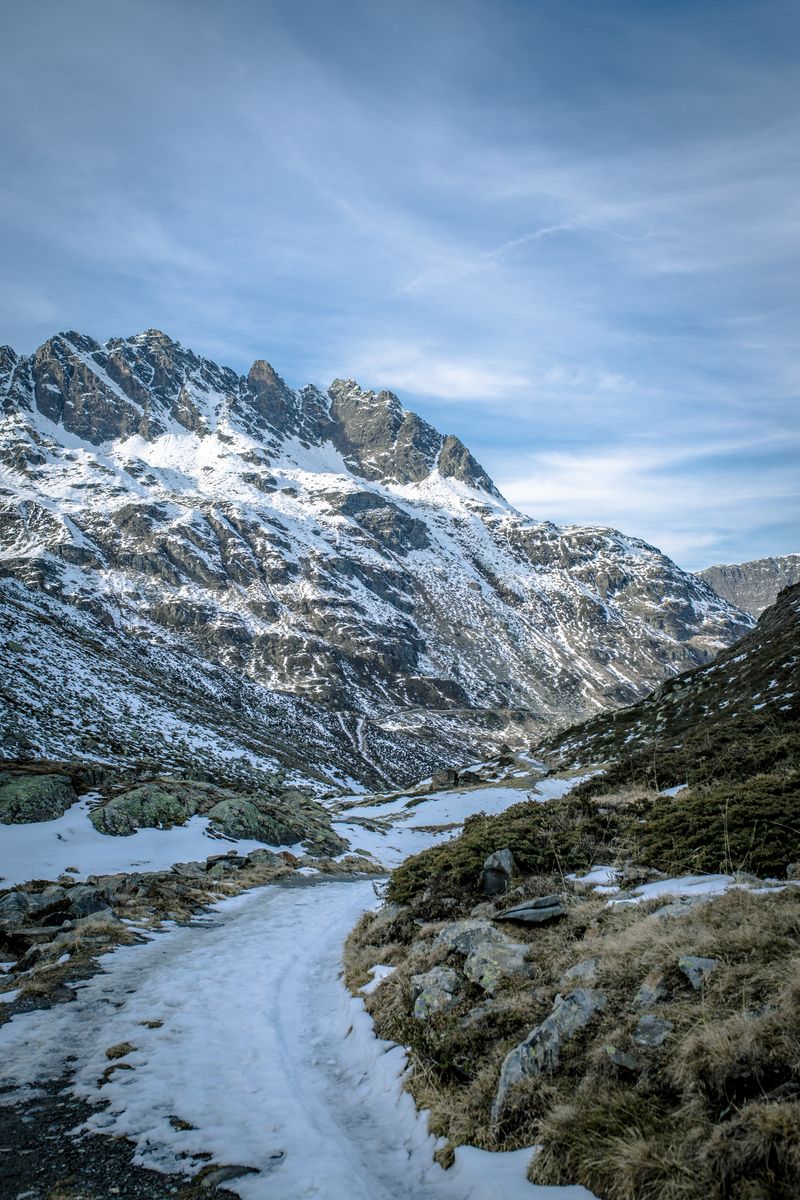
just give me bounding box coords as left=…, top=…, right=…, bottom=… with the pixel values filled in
left=699, top=554, right=800, bottom=617
left=0, top=329, right=752, bottom=787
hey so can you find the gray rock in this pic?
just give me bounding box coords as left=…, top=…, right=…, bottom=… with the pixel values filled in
left=0, top=887, right=67, bottom=927
left=492, top=988, right=607, bottom=1118
left=68, top=885, right=108, bottom=918
left=464, top=941, right=529, bottom=994
left=633, top=968, right=670, bottom=1009
left=433, top=919, right=506, bottom=956
left=479, top=848, right=516, bottom=897
left=632, top=1015, right=673, bottom=1048
left=678, top=955, right=718, bottom=990
left=561, top=957, right=601, bottom=987
left=411, top=966, right=463, bottom=1019
left=604, top=1044, right=640, bottom=1070
left=496, top=896, right=565, bottom=925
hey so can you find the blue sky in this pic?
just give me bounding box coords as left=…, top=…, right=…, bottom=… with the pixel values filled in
left=1, top=0, right=798, bottom=569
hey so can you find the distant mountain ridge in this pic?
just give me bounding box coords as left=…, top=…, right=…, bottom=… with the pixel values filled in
left=698, top=554, right=800, bottom=617
left=0, top=329, right=752, bottom=788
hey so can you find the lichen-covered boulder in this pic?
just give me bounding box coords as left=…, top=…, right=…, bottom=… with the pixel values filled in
left=464, top=941, right=529, bottom=994
left=89, top=785, right=192, bottom=835
left=492, top=988, right=608, bottom=1119
left=0, top=774, right=77, bottom=823
left=411, top=966, right=463, bottom=1019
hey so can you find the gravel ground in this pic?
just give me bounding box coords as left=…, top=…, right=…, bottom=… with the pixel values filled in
left=0, top=1079, right=232, bottom=1200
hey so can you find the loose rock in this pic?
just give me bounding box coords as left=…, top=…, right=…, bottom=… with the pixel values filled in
left=632, top=1015, right=673, bottom=1048
left=411, top=966, right=463, bottom=1019
left=495, top=895, right=565, bottom=925
left=479, top=848, right=516, bottom=897
left=492, top=988, right=607, bottom=1118
left=678, top=955, right=718, bottom=990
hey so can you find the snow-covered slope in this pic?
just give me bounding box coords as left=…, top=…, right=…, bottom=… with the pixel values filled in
left=0, top=330, right=751, bottom=785
left=699, top=554, right=800, bottom=617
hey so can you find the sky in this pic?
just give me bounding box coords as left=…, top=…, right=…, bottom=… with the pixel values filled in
left=1, top=0, right=798, bottom=569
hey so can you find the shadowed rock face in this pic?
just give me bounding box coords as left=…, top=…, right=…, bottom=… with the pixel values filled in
left=0, top=329, right=752, bottom=787
left=699, top=555, right=800, bottom=617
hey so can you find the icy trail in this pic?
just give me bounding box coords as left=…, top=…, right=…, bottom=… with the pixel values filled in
left=0, top=879, right=593, bottom=1200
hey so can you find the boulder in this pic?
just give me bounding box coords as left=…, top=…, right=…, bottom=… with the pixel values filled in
left=0, top=774, right=77, bottom=823
left=495, top=895, right=565, bottom=925
left=492, top=988, right=607, bottom=1118
left=431, top=768, right=459, bottom=790
left=411, top=966, right=463, bottom=1019
left=67, top=884, right=108, bottom=918
left=678, top=955, right=718, bottom=990
left=90, top=785, right=191, bottom=835
left=433, top=919, right=505, bottom=956
left=479, top=848, right=516, bottom=897
left=0, top=887, right=67, bottom=927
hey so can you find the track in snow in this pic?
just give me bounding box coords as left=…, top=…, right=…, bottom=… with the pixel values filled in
left=0, top=880, right=592, bottom=1200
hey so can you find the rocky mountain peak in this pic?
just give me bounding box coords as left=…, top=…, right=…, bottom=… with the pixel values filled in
left=0, top=326, right=755, bottom=788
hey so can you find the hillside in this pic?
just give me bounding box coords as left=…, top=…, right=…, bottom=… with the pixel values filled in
left=349, top=587, right=800, bottom=1200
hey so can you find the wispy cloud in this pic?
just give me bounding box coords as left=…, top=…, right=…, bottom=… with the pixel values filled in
left=345, top=341, right=530, bottom=401
left=0, top=0, right=796, bottom=568
left=497, top=433, right=800, bottom=568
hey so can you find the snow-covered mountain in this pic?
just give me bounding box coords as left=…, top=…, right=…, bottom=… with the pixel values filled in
left=0, top=329, right=752, bottom=788
left=699, top=554, right=800, bottom=617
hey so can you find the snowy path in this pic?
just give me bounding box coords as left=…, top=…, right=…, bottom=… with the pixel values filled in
left=0, top=879, right=593, bottom=1200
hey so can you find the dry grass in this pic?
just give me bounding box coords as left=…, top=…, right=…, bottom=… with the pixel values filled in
left=347, top=884, right=800, bottom=1199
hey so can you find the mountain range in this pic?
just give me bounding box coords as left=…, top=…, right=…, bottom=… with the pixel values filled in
left=0, top=329, right=752, bottom=790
